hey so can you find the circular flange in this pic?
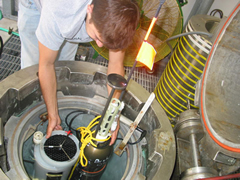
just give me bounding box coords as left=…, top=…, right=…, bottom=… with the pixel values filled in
left=200, top=4, right=240, bottom=154
left=181, top=166, right=218, bottom=180
left=107, top=73, right=127, bottom=90
left=174, top=109, right=204, bottom=141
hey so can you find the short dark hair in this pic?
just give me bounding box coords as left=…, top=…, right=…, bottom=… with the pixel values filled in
left=91, top=0, right=140, bottom=50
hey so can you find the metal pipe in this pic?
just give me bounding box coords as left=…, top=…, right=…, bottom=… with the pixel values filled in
left=189, top=133, right=201, bottom=167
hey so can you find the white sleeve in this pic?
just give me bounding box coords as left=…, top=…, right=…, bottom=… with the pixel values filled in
left=36, top=5, right=64, bottom=51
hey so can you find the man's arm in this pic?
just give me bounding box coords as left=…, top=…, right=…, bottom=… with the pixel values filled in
left=108, top=49, right=125, bottom=145
left=38, top=41, right=62, bottom=138
left=108, top=49, right=125, bottom=98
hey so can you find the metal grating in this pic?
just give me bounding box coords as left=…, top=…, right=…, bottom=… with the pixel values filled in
left=80, top=45, right=169, bottom=93
left=0, top=34, right=21, bottom=81
left=44, top=134, right=77, bottom=161
left=0, top=35, right=168, bottom=93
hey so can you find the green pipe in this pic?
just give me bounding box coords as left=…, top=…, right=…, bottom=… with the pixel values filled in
left=0, top=10, right=19, bottom=36
left=0, top=27, right=19, bottom=36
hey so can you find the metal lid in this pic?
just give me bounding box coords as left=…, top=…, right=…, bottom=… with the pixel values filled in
left=200, top=5, right=240, bottom=153
left=189, top=14, right=220, bottom=37
left=44, top=134, right=77, bottom=161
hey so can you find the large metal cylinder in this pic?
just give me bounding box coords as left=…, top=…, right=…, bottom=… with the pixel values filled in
left=199, top=3, right=240, bottom=160
left=173, top=4, right=240, bottom=179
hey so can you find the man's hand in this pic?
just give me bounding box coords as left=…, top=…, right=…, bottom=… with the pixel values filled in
left=109, top=120, right=120, bottom=146
left=46, top=115, right=62, bottom=139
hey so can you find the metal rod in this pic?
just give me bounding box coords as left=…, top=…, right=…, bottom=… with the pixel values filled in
left=119, top=60, right=137, bottom=101
left=155, top=0, right=166, bottom=18
left=189, top=133, right=201, bottom=167
left=114, top=93, right=155, bottom=156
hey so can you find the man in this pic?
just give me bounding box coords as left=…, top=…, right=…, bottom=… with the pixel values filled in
left=18, top=0, right=140, bottom=145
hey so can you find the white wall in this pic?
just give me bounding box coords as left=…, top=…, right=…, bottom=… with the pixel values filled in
left=181, top=0, right=240, bottom=25
left=208, top=0, right=240, bottom=18
left=181, top=0, right=196, bottom=25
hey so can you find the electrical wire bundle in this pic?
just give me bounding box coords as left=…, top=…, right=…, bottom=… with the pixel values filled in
left=210, top=9, right=224, bottom=18
left=64, top=109, right=147, bottom=179
left=68, top=115, right=111, bottom=179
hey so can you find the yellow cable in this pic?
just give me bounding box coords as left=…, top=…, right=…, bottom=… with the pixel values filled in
left=165, top=64, right=195, bottom=102
left=177, top=44, right=203, bottom=74
left=179, top=38, right=205, bottom=67
left=157, top=82, right=184, bottom=112
left=68, top=115, right=111, bottom=180
left=170, top=57, right=196, bottom=91
left=160, top=76, right=188, bottom=109
left=155, top=87, right=178, bottom=117
left=172, top=54, right=197, bottom=85
left=168, top=60, right=195, bottom=96
left=175, top=46, right=201, bottom=80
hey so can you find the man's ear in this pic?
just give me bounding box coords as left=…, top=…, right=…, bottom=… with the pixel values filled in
left=87, top=4, right=94, bottom=14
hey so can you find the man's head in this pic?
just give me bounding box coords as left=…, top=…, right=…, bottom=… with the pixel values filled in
left=86, top=0, right=140, bottom=50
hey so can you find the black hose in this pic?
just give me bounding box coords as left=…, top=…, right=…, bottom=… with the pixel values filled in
left=117, top=127, right=147, bottom=145
left=65, top=110, right=99, bottom=132
left=210, top=9, right=223, bottom=18
left=0, top=36, right=3, bottom=57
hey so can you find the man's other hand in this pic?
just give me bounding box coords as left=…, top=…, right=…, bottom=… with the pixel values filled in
left=109, top=120, right=120, bottom=146
left=46, top=115, right=62, bottom=139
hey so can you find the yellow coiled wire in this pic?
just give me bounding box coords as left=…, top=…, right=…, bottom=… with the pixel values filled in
left=68, top=115, right=111, bottom=179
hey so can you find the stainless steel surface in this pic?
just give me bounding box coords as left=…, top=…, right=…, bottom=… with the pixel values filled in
left=0, top=61, right=175, bottom=180
left=213, top=151, right=236, bottom=166
left=189, top=133, right=201, bottom=167
left=200, top=4, right=240, bottom=158
left=174, top=109, right=205, bottom=175
left=174, top=107, right=240, bottom=178
left=174, top=109, right=204, bottom=142
left=181, top=167, right=218, bottom=180
left=174, top=108, right=219, bottom=179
